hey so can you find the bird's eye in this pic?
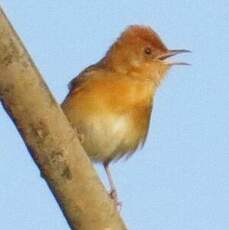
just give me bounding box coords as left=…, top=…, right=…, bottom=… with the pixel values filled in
left=144, top=47, right=152, bottom=55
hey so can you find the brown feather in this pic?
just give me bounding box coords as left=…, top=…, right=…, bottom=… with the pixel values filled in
left=62, top=25, right=171, bottom=163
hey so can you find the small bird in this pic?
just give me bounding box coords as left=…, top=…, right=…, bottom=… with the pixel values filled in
left=62, top=25, right=189, bottom=206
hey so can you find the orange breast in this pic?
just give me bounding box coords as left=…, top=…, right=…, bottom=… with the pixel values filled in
left=62, top=73, right=155, bottom=162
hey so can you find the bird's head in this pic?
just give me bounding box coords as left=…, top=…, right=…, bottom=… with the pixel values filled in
left=103, top=25, right=190, bottom=85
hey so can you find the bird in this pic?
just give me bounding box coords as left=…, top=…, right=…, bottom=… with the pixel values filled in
left=62, top=25, right=190, bottom=206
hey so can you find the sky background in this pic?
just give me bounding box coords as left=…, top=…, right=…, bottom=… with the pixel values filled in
left=0, top=1, right=229, bottom=229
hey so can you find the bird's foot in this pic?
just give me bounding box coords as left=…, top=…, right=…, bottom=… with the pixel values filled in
left=109, top=189, right=122, bottom=210
left=74, top=127, right=84, bottom=144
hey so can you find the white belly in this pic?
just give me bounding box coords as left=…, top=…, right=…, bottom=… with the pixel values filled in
left=76, top=113, right=139, bottom=162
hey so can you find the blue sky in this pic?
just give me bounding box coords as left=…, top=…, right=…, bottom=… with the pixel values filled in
left=0, top=1, right=229, bottom=229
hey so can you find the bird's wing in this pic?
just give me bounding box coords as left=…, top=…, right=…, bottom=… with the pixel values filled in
left=68, top=64, right=98, bottom=91
left=67, top=55, right=108, bottom=92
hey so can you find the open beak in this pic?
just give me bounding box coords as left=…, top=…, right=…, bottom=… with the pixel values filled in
left=157, top=49, right=191, bottom=66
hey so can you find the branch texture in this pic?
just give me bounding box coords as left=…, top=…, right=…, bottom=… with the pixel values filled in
left=0, top=7, right=126, bottom=230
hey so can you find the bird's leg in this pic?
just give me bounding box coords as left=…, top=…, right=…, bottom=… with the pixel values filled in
left=103, top=163, right=122, bottom=208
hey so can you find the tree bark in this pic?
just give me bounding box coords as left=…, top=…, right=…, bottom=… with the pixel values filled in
left=0, top=6, right=126, bottom=230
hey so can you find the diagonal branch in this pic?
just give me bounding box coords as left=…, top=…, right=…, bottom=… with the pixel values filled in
left=0, top=6, right=126, bottom=230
